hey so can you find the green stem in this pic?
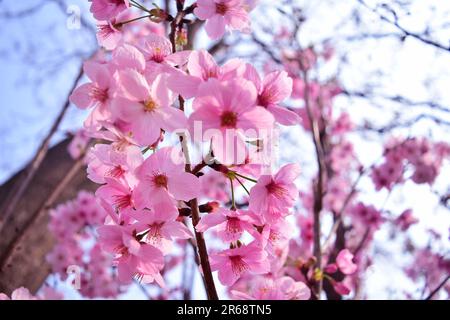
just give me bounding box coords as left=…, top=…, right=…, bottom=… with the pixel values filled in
left=130, top=0, right=148, bottom=11
left=116, top=14, right=152, bottom=27
left=234, top=172, right=258, bottom=183
left=229, top=177, right=236, bottom=210
left=235, top=176, right=250, bottom=195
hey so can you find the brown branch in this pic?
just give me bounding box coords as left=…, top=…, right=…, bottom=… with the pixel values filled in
left=0, top=64, right=84, bottom=233
left=169, top=1, right=218, bottom=300
left=301, top=66, right=326, bottom=298
left=424, top=275, right=450, bottom=300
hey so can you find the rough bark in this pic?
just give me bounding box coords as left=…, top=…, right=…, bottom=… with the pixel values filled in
left=0, top=139, right=95, bottom=295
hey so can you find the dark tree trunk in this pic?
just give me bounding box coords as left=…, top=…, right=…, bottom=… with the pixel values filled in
left=0, top=139, right=95, bottom=295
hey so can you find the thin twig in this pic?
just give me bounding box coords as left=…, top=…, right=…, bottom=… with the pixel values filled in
left=301, top=65, right=326, bottom=298
left=424, top=275, right=450, bottom=300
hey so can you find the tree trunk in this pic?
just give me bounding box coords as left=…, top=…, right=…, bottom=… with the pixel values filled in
left=0, top=139, right=95, bottom=295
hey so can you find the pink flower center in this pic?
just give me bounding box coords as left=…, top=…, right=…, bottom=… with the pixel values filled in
left=153, top=174, right=168, bottom=189
left=220, top=111, right=238, bottom=128
left=89, top=85, right=108, bottom=103
left=203, top=68, right=218, bottom=80
left=265, top=180, right=287, bottom=199
left=226, top=217, right=241, bottom=235
left=257, top=91, right=272, bottom=107
left=230, top=255, right=249, bottom=275
left=113, top=194, right=132, bottom=210
left=215, top=2, right=229, bottom=15
left=151, top=47, right=165, bottom=63
left=147, top=222, right=164, bottom=245
left=115, top=244, right=129, bottom=256
left=108, top=165, right=126, bottom=178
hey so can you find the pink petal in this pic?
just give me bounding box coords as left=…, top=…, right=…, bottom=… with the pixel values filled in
left=162, top=221, right=193, bottom=239
left=196, top=212, right=228, bottom=232
left=112, top=43, right=146, bottom=71
left=158, top=106, right=188, bottom=132
left=238, top=106, right=274, bottom=131
left=117, top=68, right=150, bottom=101
left=167, top=70, right=202, bottom=99
left=165, top=50, right=191, bottom=66
left=194, top=0, right=216, bottom=20
left=275, top=163, right=301, bottom=183
left=168, top=171, right=201, bottom=201
left=188, top=49, right=218, bottom=79
left=267, top=104, right=300, bottom=126
left=70, top=83, right=95, bottom=109
left=205, top=15, right=226, bottom=40
left=262, top=71, right=293, bottom=103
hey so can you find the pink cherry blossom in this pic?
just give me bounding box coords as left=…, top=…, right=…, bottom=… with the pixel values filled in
left=89, top=0, right=129, bottom=21
left=210, top=242, right=270, bottom=286
left=68, top=129, right=90, bottom=159
left=96, top=15, right=124, bottom=50
left=97, top=223, right=165, bottom=285
left=167, top=49, right=243, bottom=99
left=336, top=249, right=357, bottom=275
left=86, top=140, right=143, bottom=185
left=111, top=70, right=187, bottom=146
left=69, top=60, right=114, bottom=129
left=249, top=163, right=300, bottom=222
left=196, top=208, right=256, bottom=242
left=232, top=276, right=310, bottom=300
left=243, top=64, right=300, bottom=126
left=395, top=209, right=418, bottom=231
left=137, top=34, right=190, bottom=79
left=133, top=147, right=201, bottom=208
left=189, top=78, right=274, bottom=165
left=96, top=177, right=136, bottom=214
left=132, top=204, right=192, bottom=254
left=194, top=0, right=250, bottom=40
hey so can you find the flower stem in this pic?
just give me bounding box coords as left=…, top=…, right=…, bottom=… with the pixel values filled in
left=229, top=177, right=236, bottom=210
left=169, top=2, right=219, bottom=301
left=235, top=176, right=250, bottom=195
left=234, top=172, right=258, bottom=183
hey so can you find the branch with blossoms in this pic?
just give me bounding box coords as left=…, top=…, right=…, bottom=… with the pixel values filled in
left=1, top=0, right=449, bottom=300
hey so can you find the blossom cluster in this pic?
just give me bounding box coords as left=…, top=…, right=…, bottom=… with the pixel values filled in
left=46, top=191, right=121, bottom=298
left=67, top=0, right=315, bottom=295
left=371, top=137, right=450, bottom=190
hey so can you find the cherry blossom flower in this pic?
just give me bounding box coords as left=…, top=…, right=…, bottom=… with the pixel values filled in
left=194, top=0, right=250, bottom=40
left=189, top=78, right=274, bottom=165
left=96, top=177, right=136, bottom=215
left=336, top=249, right=357, bottom=275
left=210, top=242, right=270, bottom=286
left=89, top=0, right=129, bottom=21
left=132, top=205, right=192, bottom=253
left=97, top=223, right=165, bottom=285
left=96, top=12, right=126, bottom=51
left=395, top=209, right=418, bottom=231
left=243, top=64, right=299, bottom=126
left=69, top=60, right=114, bottom=129
left=133, top=147, right=201, bottom=208
left=231, top=276, right=310, bottom=300
left=167, top=49, right=243, bottom=99
left=249, top=163, right=300, bottom=222
left=196, top=208, right=256, bottom=242
left=111, top=70, right=187, bottom=146
left=137, top=34, right=190, bottom=79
